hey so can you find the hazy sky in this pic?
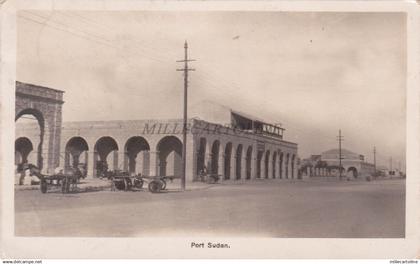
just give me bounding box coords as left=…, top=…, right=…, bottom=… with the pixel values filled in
left=17, top=11, right=406, bottom=168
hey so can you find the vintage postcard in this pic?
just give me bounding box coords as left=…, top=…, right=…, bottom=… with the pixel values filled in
left=0, top=0, right=419, bottom=259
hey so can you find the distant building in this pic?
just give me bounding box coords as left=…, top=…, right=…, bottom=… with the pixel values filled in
left=300, top=148, right=375, bottom=179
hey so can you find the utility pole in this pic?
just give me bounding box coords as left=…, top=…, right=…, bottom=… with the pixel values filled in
left=337, top=129, right=344, bottom=180
left=177, top=41, right=195, bottom=191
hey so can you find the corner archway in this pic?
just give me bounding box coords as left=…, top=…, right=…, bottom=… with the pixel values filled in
left=15, top=109, right=45, bottom=169
left=157, top=136, right=182, bottom=177
left=125, top=136, right=150, bottom=176
left=15, top=82, right=64, bottom=173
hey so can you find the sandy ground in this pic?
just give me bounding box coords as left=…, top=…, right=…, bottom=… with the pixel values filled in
left=14, top=178, right=405, bottom=238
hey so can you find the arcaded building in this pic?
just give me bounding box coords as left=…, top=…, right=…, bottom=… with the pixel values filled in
left=301, top=149, right=375, bottom=179
left=15, top=82, right=299, bottom=182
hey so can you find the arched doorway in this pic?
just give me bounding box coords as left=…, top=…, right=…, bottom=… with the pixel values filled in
left=15, top=82, right=64, bottom=173
left=125, top=136, right=150, bottom=176
left=347, top=167, right=358, bottom=178
left=235, top=144, right=243, bottom=180
left=224, top=142, right=232, bottom=180
left=65, top=137, right=89, bottom=174
left=94, top=136, right=119, bottom=177
left=157, top=136, right=182, bottom=177
left=210, top=140, right=220, bottom=175
left=257, top=151, right=264, bottom=178
left=15, top=137, right=33, bottom=165
left=272, top=152, right=277, bottom=179
left=196, top=137, right=207, bottom=179
left=245, top=146, right=252, bottom=180
left=264, top=150, right=270, bottom=179
left=15, top=110, right=45, bottom=169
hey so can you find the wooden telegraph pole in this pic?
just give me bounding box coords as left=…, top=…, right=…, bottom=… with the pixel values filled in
left=177, top=41, right=195, bottom=191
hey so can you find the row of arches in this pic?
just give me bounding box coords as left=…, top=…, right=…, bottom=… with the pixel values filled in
left=65, top=135, right=182, bottom=177
left=15, top=135, right=297, bottom=180
left=196, top=138, right=296, bottom=181
left=15, top=135, right=183, bottom=178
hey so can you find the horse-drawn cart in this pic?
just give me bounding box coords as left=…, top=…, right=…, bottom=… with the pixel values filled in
left=24, top=164, right=82, bottom=194
left=104, top=170, right=179, bottom=193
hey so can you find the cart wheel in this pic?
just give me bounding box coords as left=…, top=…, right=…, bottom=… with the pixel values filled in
left=160, top=179, right=167, bottom=190
left=148, top=181, right=162, bottom=193
left=125, top=178, right=133, bottom=191
left=40, top=180, right=47, bottom=194
left=134, top=178, right=143, bottom=188
left=114, top=179, right=126, bottom=191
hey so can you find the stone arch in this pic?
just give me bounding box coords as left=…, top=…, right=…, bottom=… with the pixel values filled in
left=15, top=82, right=64, bottom=173
left=224, top=142, right=233, bottom=180
left=272, top=151, right=278, bottom=179
left=235, top=144, right=243, bottom=180
left=245, top=146, right=252, bottom=180
left=15, top=108, right=46, bottom=170
left=65, top=136, right=89, bottom=173
left=347, top=167, right=358, bottom=178
left=196, top=137, right=207, bottom=177
left=257, top=150, right=264, bottom=179
left=285, top=153, right=290, bottom=179
left=94, top=136, right=119, bottom=177
left=264, top=150, right=271, bottom=179
left=15, top=137, right=33, bottom=165
left=124, top=136, right=150, bottom=175
left=210, top=140, right=220, bottom=175
left=156, top=136, right=182, bottom=177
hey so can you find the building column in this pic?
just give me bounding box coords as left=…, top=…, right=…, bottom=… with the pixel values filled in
left=118, top=151, right=126, bottom=171
left=260, top=152, right=266, bottom=179
left=148, top=151, right=159, bottom=176
left=142, top=151, right=150, bottom=176
left=268, top=154, right=273, bottom=179
left=275, top=155, right=280, bottom=179
left=87, top=151, right=95, bottom=179
left=221, top=153, right=227, bottom=180
left=241, top=156, right=247, bottom=181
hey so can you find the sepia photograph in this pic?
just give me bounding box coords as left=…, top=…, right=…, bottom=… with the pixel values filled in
left=1, top=0, right=419, bottom=260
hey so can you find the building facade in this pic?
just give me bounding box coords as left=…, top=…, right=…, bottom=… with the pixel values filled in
left=15, top=83, right=299, bottom=182
left=300, top=149, right=375, bottom=179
